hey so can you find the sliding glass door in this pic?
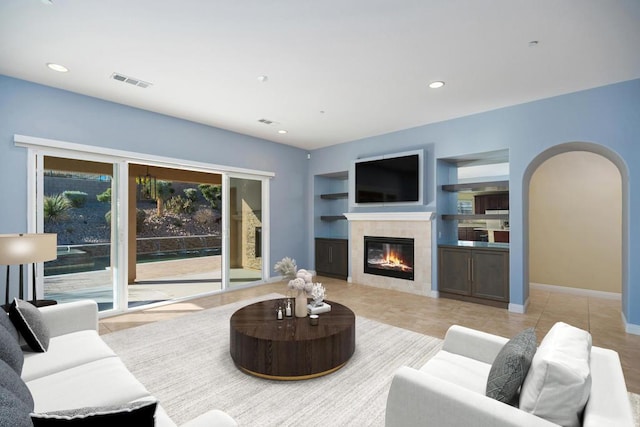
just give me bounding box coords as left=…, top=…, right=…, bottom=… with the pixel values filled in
left=23, top=137, right=271, bottom=314
left=39, top=155, right=119, bottom=311
left=226, top=176, right=265, bottom=287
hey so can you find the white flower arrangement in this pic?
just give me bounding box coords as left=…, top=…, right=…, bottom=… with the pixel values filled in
left=273, top=257, right=297, bottom=280
left=275, top=258, right=325, bottom=302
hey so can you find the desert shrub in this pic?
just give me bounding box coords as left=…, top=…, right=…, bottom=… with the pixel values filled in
left=136, top=209, right=146, bottom=230
left=96, top=187, right=111, bottom=203
left=194, top=208, right=218, bottom=225
left=62, top=190, right=88, bottom=208
left=166, top=195, right=195, bottom=214
left=198, top=184, right=221, bottom=209
left=44, top=194, right=71, bottom=222
left=183, top=188, right=198, bottom=201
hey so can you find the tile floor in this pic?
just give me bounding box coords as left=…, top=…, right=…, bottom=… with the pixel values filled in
left=100, top=277, right=640, bottom=394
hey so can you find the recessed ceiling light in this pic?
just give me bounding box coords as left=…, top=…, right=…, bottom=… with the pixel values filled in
left=46, top=63, right=68, bottom=73
left=428, top=81, right=445, bottom=89
left=278, top=130, right=288, bottom=134
left=257, top=75, right=268, bottom=83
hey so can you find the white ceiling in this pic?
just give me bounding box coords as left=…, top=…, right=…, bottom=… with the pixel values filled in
left=1, top=1, right=639, bottom=151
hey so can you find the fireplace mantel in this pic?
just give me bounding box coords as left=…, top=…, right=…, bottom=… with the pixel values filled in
left=344, top=212, right=434, bottom=222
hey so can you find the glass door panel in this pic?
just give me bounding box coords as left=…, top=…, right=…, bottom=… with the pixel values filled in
left=127, top=164, right=224, bottom=305
left=228, top=176, right=263, bottom=286
left=41, top=156, right=117, bottom=311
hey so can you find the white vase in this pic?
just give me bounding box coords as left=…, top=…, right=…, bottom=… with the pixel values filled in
left=295, top=292, right=307, bottom=318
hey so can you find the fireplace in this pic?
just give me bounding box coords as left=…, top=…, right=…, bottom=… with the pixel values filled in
left=364, top=236, right=414, bottom=280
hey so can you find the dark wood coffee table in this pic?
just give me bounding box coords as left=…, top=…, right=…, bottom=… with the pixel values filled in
left=230, top=299, right=356, bottom=380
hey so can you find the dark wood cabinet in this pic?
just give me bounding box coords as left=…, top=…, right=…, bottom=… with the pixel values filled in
left=315, top=238, right=348, bottom=279
left=474, top=192, right=509, bottom=214
left=438, top=245, right=509, bottom=308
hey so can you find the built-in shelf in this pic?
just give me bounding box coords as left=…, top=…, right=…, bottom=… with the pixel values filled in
left=320, top=192, right=348, bottom=200
left=442, top=180, right=509, bottom=192
left=441, top=214, right=509, bottom=221
left=320, top=215, right=347, bottom=221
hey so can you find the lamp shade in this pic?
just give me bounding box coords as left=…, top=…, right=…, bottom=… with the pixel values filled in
left=0, top=233, right=58, bottom=265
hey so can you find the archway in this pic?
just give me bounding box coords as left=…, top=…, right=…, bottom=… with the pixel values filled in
left=522, top=142, right=629, bottom=315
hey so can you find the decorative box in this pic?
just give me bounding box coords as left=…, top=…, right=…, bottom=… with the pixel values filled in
left=307, top=302, right=331, bottom=315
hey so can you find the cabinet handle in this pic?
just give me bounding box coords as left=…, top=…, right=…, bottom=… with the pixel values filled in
left=467, top=258, right=472, bottom=282
left=329, top=247, right=333, bottom=263
left=470, top=258, right=474, bottom=282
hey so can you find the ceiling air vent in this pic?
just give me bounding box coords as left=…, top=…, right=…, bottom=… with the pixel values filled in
left=111, top=72, right=152, bottom=89
left=258, top=118, right=274, bottom=125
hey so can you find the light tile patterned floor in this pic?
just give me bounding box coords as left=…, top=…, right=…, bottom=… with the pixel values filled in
left=100, top=277, right=640, bottom=394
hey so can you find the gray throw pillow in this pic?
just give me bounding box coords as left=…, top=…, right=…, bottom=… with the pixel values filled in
left=0, top=325, right=24, bottom=374
left=31, top=399, right=158, bottom=426
left=0, top=359, right=34, bottom=412
left=486, top=327, right=537, bottom=405
left=0, top=310, right=19, bottom=342
left=9, top=298, right=50, bottom=352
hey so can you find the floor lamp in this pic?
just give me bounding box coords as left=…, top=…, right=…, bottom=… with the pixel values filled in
left=0, top=233, right=57, bottom=307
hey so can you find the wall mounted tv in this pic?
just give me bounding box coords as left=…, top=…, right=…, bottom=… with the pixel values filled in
left=354, top=151, right=422, bottom=205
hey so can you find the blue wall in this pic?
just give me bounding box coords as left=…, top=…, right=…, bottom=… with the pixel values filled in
left=0, top=75, right=310, bottom=272
left=2, top=74, right=639, bottom=326
left=309, top=78, right=640, bottom=326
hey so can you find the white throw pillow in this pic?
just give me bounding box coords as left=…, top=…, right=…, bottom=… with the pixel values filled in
left=520, top=322, right=592, bottom=427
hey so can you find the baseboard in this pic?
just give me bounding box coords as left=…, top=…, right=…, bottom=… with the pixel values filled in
left=622, top=312, right=640, bottom=336
left=508, top=297, right=529, bottom=314
left=530, top=282, right=621, bottom=300
left=347, top=276, right=353, bottom=283
left=428, top=290, right=439, bottom=298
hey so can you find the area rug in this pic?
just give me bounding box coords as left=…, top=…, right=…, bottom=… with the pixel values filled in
left=102, top=294, right=443, bottom=426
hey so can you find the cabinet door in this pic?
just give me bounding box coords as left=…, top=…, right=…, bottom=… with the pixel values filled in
left=471, top=250, right=509, bottom=302
left=315, top=239, right=332, bottom=274
left=438, top=247, right=471, bottom=295
left=330, top=239, right=348, bottom=278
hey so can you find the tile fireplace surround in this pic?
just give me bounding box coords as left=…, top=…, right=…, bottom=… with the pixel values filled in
left=344, top=212, right=434, bottom=296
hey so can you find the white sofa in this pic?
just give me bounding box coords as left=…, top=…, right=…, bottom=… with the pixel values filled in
left=385, top=325, right=634, bottom=427
left=23, top=300, right=236, bottom=426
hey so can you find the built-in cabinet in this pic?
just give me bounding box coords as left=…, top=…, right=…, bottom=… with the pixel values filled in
left=473, top=192, right=509, bottom=214
left=315, top=238, right=348, bottom=279
left=438, top=243, right=509, bottom=308
left=314, top=173, right=349, bottom=278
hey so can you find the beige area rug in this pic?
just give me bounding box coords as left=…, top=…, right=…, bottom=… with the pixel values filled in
left=102, top=294, right=640, bottom=426
left=102, top=294, right=442, bottom=426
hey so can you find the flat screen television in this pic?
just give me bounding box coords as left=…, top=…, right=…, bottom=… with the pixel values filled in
left=354, top=152, right=421, bottom=204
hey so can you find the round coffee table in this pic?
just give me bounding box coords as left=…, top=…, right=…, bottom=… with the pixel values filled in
left=230, top=299, right=355, bottom=380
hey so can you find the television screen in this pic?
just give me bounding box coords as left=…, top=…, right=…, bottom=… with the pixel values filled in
left=355, top=154, right=420, bottom=203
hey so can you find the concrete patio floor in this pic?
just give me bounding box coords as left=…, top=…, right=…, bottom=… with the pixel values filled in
left=44, top=255, right=262, bottom=308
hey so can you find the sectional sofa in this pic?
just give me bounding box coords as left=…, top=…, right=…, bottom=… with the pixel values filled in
left=0, top=299, right=236, bottom=426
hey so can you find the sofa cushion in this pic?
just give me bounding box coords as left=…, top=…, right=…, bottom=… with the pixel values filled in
left=0, top=359, right=34, bottom=412
left=421, top=350, right=492, bottom=395
left=520, top=322, right=592, bottom=427
left=486, top=327, right=536, bottom=405
left=0, top=385, right=33, bottom=427
left=22, top=330, right=117, bottom=382
left=0, top=309, right=20, bottom=342
left=31, top=399, right=157, bottom=427
left=27, top=357, right=152, bottom=413
left=9, top=299, right=50, bottom=352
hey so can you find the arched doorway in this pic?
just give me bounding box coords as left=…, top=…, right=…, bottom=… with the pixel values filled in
left=523, top=142, right=628, bottom=312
